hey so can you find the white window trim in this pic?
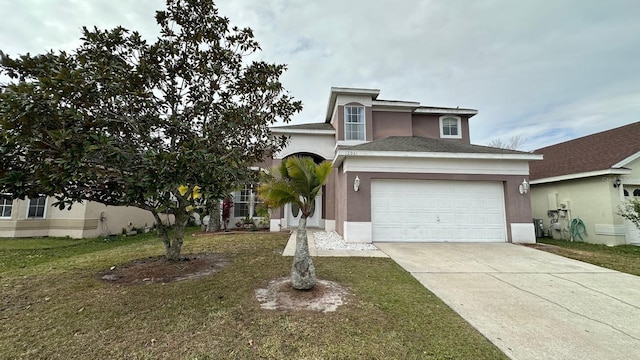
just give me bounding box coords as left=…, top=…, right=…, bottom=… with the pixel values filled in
left=344, top=105, right=366, bottom=141
left=0, top=194, right=13, bottom=219
left=26, top=196, right=47, bottom=219
left=439, top=115, right=462, bottom=139
left=233, top=185, right=264, bottom=219
left=233, top=186, right=251, bottom=218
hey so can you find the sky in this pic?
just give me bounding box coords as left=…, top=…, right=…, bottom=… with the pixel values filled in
left=1, top=0, right=639, bottom=150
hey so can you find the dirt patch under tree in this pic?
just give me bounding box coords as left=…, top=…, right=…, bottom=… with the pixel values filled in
left=98, top=253, right=231, bottom=285
left=98, top=253, right=350, bottom=313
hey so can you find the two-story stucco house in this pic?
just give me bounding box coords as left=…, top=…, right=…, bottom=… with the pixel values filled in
left=263, top=87, right=542, bottom=243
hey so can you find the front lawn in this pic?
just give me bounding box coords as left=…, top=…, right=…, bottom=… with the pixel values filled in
left=0, top=231, right=507, bottom=359
left=537, top=238, right=640, bottom=276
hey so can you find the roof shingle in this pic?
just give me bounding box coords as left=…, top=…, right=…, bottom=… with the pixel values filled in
left=348, top=136, right=532, bottom=155
left=530, top=122, right=640, bottom=180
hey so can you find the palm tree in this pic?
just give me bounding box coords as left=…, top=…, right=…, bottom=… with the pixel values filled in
left=258, top=156, right=332, bottom=290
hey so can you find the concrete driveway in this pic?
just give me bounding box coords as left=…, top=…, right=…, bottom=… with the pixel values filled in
left=375, top=243, right=640, bottom=360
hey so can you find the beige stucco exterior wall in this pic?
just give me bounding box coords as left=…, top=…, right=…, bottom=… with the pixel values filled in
left=0, top=198, right=90, bottom=238
left=0, top=197, right=172, bottom=239
left=621, top=158, right=640, bottom=243
left=84, top=202, right=161, bottom=238
left=620, top=157, right=640, bottom=243
left=620, top=157, right=640, bottom=193
left=531, top=176, right=627, bottom=245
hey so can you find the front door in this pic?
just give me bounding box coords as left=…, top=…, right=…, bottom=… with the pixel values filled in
left=286, top=193, right=322, bottom=228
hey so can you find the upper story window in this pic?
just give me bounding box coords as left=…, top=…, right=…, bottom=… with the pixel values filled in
left=0, top=194, right=13, bottom=218
left=344, top=105, right=365, bottom=141
left=27, top=196, right=47, bottom=219
left=439, top=116, right=462, bottom=139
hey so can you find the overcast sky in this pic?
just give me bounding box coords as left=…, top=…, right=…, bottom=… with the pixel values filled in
left=1, top=0, right=639, bottom=150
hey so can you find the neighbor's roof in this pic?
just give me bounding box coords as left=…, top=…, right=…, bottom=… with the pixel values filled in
left=347, top=136, right=531, bottom=155
left=530, top=121, right=640, bottom=181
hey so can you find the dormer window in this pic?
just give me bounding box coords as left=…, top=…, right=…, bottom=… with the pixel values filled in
left=439, top=116, right=462, bottom=139
left=345, top=105, right=365, bottom=140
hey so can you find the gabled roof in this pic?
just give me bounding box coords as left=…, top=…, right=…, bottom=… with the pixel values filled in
left=530, top=122, right=640, bottom=182
left=324, top=87, right=478, bottom=122
left=333, top=136, right=542, bottom=166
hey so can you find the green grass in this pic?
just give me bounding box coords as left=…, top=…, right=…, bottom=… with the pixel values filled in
left=537, top=238, right=640, bottom=276
left=0, top=232, right=160, bottom=272
left=0, top=231, right=507, bottom=359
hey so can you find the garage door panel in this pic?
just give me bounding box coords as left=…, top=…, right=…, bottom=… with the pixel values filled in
left=372, top=180, right=506, bottom=242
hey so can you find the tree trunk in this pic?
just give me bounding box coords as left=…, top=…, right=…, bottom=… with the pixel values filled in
left=208, top=199, right=221, bottom=232
left=152, top=208, right=187, bottom=261
left=166, top=209, right=189, bottom=261
left=291, top=216, right=316, bottom=290
left=151, top=210, right=172, bottom=258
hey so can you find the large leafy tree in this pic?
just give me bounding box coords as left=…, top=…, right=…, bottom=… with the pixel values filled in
left=258, top=156, right=332, bottom=290
left=0, top=0, right=301, bottom=260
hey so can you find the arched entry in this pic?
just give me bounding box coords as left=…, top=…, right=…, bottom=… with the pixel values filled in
left=283, top=152, right=325, bottom=229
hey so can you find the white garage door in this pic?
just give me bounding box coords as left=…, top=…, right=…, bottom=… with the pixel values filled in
left=371, top=180, right=506, bottom=242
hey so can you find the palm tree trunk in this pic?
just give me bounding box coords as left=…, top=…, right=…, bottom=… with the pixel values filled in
left=291, top=216, right=316, bottom=290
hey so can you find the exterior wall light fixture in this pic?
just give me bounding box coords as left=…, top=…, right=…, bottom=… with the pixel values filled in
left=353, top=176, right=360, bottom=192
left=613, top=178, right=622, bottom=188
left=519, top=178, right=529, bottom=195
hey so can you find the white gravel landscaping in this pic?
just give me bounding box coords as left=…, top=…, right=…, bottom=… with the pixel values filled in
left=313, top=231, right=378, bottom=251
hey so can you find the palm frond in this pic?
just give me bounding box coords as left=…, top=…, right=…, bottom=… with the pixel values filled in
left=258, top=156, right=333, bottom=216
left=285, top=156, right=314, bottom=196
left=314, top=161, right=333, bottom=189
left=257, top=181, right=299, bottom=208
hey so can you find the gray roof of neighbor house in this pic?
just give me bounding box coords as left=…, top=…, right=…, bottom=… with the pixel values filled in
left=347, top=136, right=531, bottom=155
left=270, top=122, right=334, bottom=131
left=530, top=121, right=640, bottom=180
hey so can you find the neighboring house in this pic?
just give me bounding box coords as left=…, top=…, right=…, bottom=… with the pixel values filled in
left=529, top=122, right=640, bottom=246
left=267, top=87, right=542, bottom=243
left=0, top=195, right=170, bottom=238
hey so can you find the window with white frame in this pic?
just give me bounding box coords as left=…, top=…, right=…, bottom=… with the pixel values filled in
left=439, top=116, right=462, bottom=139
left=27, top=196, right=47, bottom=219
left=0, top=194, right=13, bottom=218
left=344, top=105, right=365, bottom=140
left=233, top=184, right=263, bottom=218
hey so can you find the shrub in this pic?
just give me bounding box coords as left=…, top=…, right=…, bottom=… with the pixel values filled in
left=619, top=198, right=640, bottom=229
